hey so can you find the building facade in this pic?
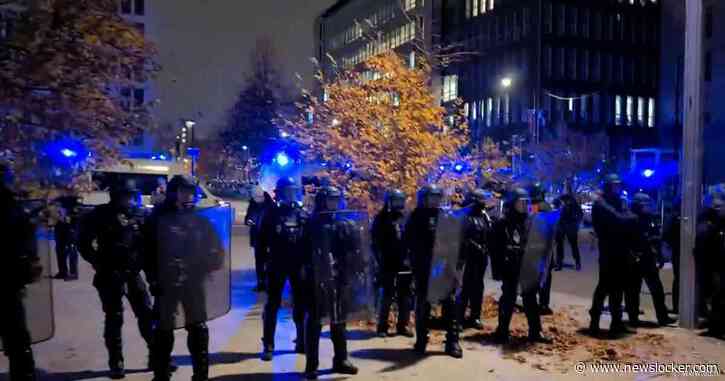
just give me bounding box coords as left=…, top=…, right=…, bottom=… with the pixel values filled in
left=659, top=0, right=725, bottom=185
left=442, top=0, right=661, bottom=166
left=316, top=0, right=434, bottom=80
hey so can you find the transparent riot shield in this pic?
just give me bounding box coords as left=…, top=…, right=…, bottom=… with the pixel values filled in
left=519, top=210, right=560, bottom=293
left=155, top=206, right=232, bottom=330
left=426, top=208, right=465, bottom=303
left=310, top=210, right=375, bottom=325
left=0, top=228, right=55, bottom=350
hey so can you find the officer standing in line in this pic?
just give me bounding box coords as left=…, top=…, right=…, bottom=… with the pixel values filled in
left=0, top=164, right=43, bottom=381
left=625, top=193, right=676, bottom=327
left=456, top=188, right=494, bottom=330
left=304, top=186, right=360, bottom=380
left=371, top=189, right=413, bottom=337
left=491, top=188, right=553, bottom=344
left=406, top=185, right=463, bottom=358
left=78, top=183, right=160, bottom=379
left=258, top=177, right=309, bottom=360
left=588, top=174, right=637, bottom=337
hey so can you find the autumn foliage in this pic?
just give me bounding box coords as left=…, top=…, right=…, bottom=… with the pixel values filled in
left=0, top=0, right=158, bottom=183
left=284, top=51, right=468, bottom=209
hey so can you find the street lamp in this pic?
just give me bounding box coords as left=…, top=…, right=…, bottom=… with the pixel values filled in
left=501, top=76, right=513, bottom=89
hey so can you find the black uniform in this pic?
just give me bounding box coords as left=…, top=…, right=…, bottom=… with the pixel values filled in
left=490, top=205, right=547, bottom=342
left=78, top=198, right=154, bottom=376
left=0, top=185, right=41, bottom=381
left=53, top=196, right=81, bottom=280
left=694, top=206, right=725, bottom=336
left=406, top=203, right=462, bottom=357
left=555, top=194, right=583, bottom=270
left=371, top=207, right=412, bottom=336
left=144, top=175, right=222, bottom=381
left=662, top=208, right=680, bottom=313
left=589, top=191, right=637, bottom=334
left=258, top=202, right=308, bottom=356
left=244, top=192, right=274, bottom=291
left=625, top=206, right=672, bottom=326
left=456, top=205, right=493, bottom=327
left=304, top=203, right=360, bottom=379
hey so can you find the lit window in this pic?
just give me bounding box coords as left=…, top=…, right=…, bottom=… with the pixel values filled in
left=464, top=103, right=470, bottom=117
left=409, top=51, right=416, bottom=68
left=504, top=95, right=510, bottom=124
left=472, top=101, right=478, bottom=119
left=442, top=75, right=459, bottom=102
left=615, top=95, right=623, bottom=125
left=626, top=95, right=633, bottom=126
left=568, top=98, right=574, bottom=112
left=648, top=98, right=655, bottom=127
left=637, top=97, right=645, bottom=125
left=466, top=0, right=471, bottom=19
left=490, top=0, right=494, bottom=11
left=473, top=0, right=479, bottom=16
left=486, top=98, right=493, bottom=127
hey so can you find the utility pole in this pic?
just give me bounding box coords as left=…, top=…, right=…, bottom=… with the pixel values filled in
left=679, top=0, right=704, bottom=329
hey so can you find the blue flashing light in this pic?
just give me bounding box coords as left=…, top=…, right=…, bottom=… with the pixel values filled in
left=622, top=190, right=629, bottom=196
left=454, top=163, right=464, bottom=173
left=642, top=169, right=655, bottom=178
left=159, top=154, right=167, bottom=160
left=439, top=165, right=445, bottom=171
left=275, top=152, right=290, bottom=167
left=345, top=162, right=352, bottom=169
left=61, top=148, right=78, bottom=158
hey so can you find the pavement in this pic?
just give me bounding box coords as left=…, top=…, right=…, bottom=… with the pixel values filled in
left=2, top=227, right=725, bottom=381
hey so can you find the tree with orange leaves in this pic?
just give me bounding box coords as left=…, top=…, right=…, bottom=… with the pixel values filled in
left=284, top=51, right=468, bottom=209
left=0, top=0, right=158, bottom=184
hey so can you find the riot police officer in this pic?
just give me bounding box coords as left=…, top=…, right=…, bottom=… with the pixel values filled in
left=245, top=187, right=274, bottom=292
left=588, top=174, right=637, bottom=336
left=145, top=175, right=222, bottom=381
left=456, top=188, right=493, bottom=330
left=491, top=188, right=552, bottom=344
left=304, top=186, right=360, bottom=380
left=258, top=177, right=308, bottom=360
left=372, top=189, right=413, bottom=337
left=1, top=165, right=42, bottom=381
left=694, top=189, right=725, bottom=337
left=52, top=192, right=82, bottom=281
left=78, top=183, right=156, bottom=379
left=406, top=185, right=463, bottom=358
left=626, top=193, right=676, bottom=327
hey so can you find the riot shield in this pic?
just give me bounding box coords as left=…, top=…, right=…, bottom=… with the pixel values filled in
left=310, top=210, right=375, bottom=325
left=519, top=210, right=560, bottom=293
left=426, top=208, right=465, bottom=303
left=0, top=228, right=55, bottom=350
left=155, top=206, right=232, bottom=330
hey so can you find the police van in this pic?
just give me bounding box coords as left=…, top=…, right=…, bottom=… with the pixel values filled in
left=81, top=158, right=224, bottom=209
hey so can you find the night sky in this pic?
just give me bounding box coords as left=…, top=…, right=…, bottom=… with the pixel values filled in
left=151, top=0, right=335, bottom=139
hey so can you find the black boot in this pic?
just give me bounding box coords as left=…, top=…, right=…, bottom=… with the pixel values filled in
left=588, top=312, right=601, bottom=335
left=332, top=358, right=359, bottom=375
left=294, top=322, right=305, bottom=354
left=8, top=348, right=36, bottom=381
left=609, top=320, right=635, bottom=338
left=151, top=330, right=174, bottom=381
left=413, top=338, right=428, bottom=355
left=106, top=340, right=125, bottom=379
left=188, top=324, right=209, bottom=381
left=396, top=325, right=414, bottom=337
left=528, top=332, right=553, bottom=344
left=493, top=328, right=510, bottom=344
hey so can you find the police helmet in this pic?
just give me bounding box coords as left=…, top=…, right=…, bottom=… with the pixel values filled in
left=384, top=189, right=406, bottom=211
left=469, top=188, right=491, bottom=207
left=275, top=177, right=301, bottom=204
left=417, top=184, right=444, bottom=209
left=315, top=185, right=342, bottom=212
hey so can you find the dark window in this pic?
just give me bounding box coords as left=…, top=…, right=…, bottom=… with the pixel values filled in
left=592, top=51, right=601, bottom=81
left=522, top=7, right=530, bottom=36
left=557, top=5, right=566, bottom=36
left=593, top=12, right=602, bottom=40
left=568, top=48, right=577, bottom=80
left=120, top=87, right=131, bottom=111
left=705, top=51, right=712, bottom=82
left=581, top=50, right=589, bottom=81
left=121, top=0, right=131, bottom=14
left=706, top=6, right=713, bottom=39
left=134, top=0, right=145, bottom=15
left=133, top=88, right=144, bottom=108
left=544, top=45, right=552, bottom=79
left=581, top=9, right=590, bottom=39
left=544, top=3, right=553, bottom=34
left=568, top=7, right=577, bottom=36
left=557, top=47, right=566, bottom=79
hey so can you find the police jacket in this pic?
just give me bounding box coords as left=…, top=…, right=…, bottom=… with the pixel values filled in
left=490, top=211, right=528, bottom=280
left=631, top=211, right=661, bottom=264
left=591, top=194, right=637, bottom=261
left=371, top=208, right=407, bottom=273
left=79, top=203, right=145, bottom=275
left=142, top=202, right=224, bottom=291
left=404, top=207, right=439, bottom=283
left=258, top=202, right=309, bottom=268
left=460, top=206, right=493, bottom=265
left=0, top=187, right=41, bottom=292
